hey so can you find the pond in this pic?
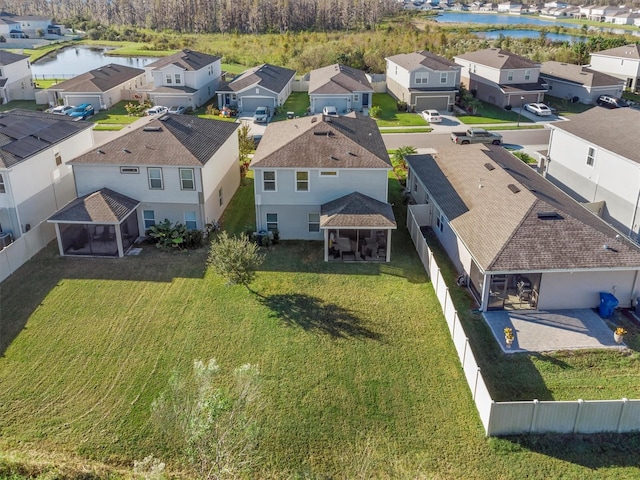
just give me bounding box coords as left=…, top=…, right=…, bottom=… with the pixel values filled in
left=472, top=29, right=587, bottom=43
left=31, top=45, right=156, bottom=79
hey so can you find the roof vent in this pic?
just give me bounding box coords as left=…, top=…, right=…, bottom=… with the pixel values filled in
left=143, top=126, right=162, bottom=132
left=537, top=211, right=563, bottom=220
left=507, top=184, right=521, bottom=194
left=484, top=163, right=495, bottom=171
left=330, top=155, right=339, bottom=161
left=311, top=117, right=318, bottom=123
left=348, top=151, right=357, bottom=156
left=96, top=149, right=105, bottom=154
left=122, top=148, right=131, bottom=153
left=160, top=115, right=169, bottom=121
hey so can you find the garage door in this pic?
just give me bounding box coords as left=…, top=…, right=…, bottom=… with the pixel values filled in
left=241, top=96, right=276, bottom=114
left=314, top=97, right=348, bottom=114
left=414, top=96, right=449, bottom=111
left=65, top=95, right=102, bottom=111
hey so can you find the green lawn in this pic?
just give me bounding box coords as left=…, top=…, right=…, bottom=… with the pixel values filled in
left=272, top=92, right=310, bottom=121
left=372, top=93, right=429, bottom=127
left=0, top=100, right=42, bottom=112
left=544, top=95, right=594, bottom=116
left=91, top=101, right=143, bottom=125
left=2, top=177, right=640, bottom=478
left=457, top=100, right=532, bottom=124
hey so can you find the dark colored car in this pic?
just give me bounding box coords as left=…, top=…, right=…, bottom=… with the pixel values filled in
left=596, top=95, right=629, bottom=109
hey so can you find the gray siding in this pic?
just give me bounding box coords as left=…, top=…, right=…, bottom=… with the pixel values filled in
left=256, top=204, right=324, bottom=240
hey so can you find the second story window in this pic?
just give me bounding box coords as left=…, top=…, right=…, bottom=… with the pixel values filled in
left=180, top=168, right=195, bottom=190
left=148, top=167, right=163, bottom=189
left=296, top=171, right=309, bottom=192
left=263, top=171, right=276, bottom=191
left=586, top=147, right=596, bottom=167
left=507, top=70, right=514, bottom=81
left=174, top=74, right=181, bottom=84
left=415, top=72, right=428, bottom=84
left=524, top=69, right=531, bottom=81
left=0, top=173, right=5, bottom=194
left=440, top=72, right=448, bottom=84
left=165, top=73, right=172, bottom=84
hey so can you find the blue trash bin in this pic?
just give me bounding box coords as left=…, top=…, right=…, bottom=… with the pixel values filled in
left=599, top=292, right=619, bottom=319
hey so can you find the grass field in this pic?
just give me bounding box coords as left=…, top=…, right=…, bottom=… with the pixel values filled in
left=372, top=93, right=429, bottom=127
left=91, top=101, right=143, bottom=126
left=457, top=100, right=532, bottom=124
left=544, top=95, right=594, bottom=116
left=272, top=92, right=310, bottom=121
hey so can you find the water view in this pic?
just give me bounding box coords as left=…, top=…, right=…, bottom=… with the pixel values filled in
left=435, top=12, right=576, bottom=28
left=473, top=29, right=587, bottom=43
left=31, top=45, right=156, bottom=78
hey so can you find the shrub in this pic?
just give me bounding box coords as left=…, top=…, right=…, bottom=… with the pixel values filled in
left=207, top=231, right=264, bottom=287
left=396, top=101, right=408, bottom=112
left=148, top=219, right=187, bottom=250
left=183, top=229, right=204, bottom=249
left=369, top=105, right=382, bottom=118
left=125, top=100, right=151, bottom=117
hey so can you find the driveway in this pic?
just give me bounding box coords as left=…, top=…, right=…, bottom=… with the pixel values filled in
left=515, top=106, right=564, bottom=124
left=237, top=116, right=268, bottom=138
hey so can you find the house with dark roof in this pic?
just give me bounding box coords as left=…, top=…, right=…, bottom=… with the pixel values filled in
left=46, top=64, right=146, bottom=111
left=385, top=50, right=461, bottom=112
left=454, top=48, right=547, bottom=108
left=308, top=64, right=373, bottom=114
left=48, top=115, right=239, bottom=257
left=140, top=49, right=222, bottom=109
left=250, top=112, right=396, bottom=261
left=216, top=63, right=296, bottom=115
left=544, top=107, right=640, bottom=242
left=0, top=51, right=35, bottom=103
left=540, top=61, right=624, bottom=104
left=406, top=143, right=640, bottom=311
left=588, top=44, right=640, bottom=92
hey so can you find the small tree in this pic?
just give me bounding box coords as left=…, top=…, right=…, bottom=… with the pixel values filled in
left=467, top=98, right=482, bottom=115
left=391, top=146, right=416, bottom=184
left=369, top=105, right=382, bottom=118
left=237, top=124, right=254, bottom=178
left=207, top=231, right=263, bottom=287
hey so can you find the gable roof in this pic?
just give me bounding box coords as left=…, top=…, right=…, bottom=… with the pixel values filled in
left=220, top=63, right=296, bottom=94
left=145, top=49, right=221, bottom=71
left=69, top=114, right=238, bottom=167
left=386, top=50, right=460, bottom=72
left=548, top=107, right=640, bottom=163
left=321, top=192, right=396, bottom=228
left=406, top=144, right=640, bottom=272
left=590, top=44, right=640, bottom=60
left=0, top=50, right=28, bottom=66
left=540, top=61, right=624, bottom=87
left=0, top=109, right=93, bottom=168
left=48, top=188, right=139, bottom=224
left=50, top=64, right=145, bottom=93
left=250, top=113, right=390, bottom=169
left=455, top=48, right=539, bottom=70
left=309, top=64, right=373, bottom=95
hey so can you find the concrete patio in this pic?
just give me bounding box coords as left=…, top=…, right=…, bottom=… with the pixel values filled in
left=484, top=309, right=625, bottom=354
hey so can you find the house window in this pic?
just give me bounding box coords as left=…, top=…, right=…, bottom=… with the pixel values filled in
left=413, top=179, right=418, bottom=192
left=0, top=173, right=5, bottom=194
left=320, top=171, right=337, bottom=177
left=296, top=171, right=309, bottom=192
left=263, top=171, right=276, bottom=191
left=440, top=72, right=448, bottom=84
left=184, top=211, right=197, bottom=230
left=120, top=166, right=139, bottom=174
left=415, top=72, right=428, bottom=84
left=218, top=187, right=223, bottom=206
left=308, top=213, right=320, bottom=232
left=143, top=210, right=155, bottom=229
left=55, top=153, right=62, bottom=166
left=586, top=147, right=596, bottom=166
left=179, top=168, right=195, bottom=190
left=471, top=63, right=477, bottom=73
left=148, top=167, right=163, bottom=189
left=354, top=94, right=359, bottom=102
left=507, top=70, right=514, bottom=81
left=165, top=73, right=172, bottom=84
left=436, top=213, right=445, bottom=232
left=174, top=74, right=181, bottom=84
left=232, top=94, right=236, bottom=100
left=524, top=69, right=531, bottom=81
left=266, top=213, right=278, bottom=232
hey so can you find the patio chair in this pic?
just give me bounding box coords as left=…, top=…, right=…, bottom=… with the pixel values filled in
left=93, top=225, right=105, bottom=241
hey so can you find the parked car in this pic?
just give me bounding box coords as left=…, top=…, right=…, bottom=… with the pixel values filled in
left=168, top=105, right=186, bottom=115
left=146, top=105, right=168, bottom=115
left=51, top=105, right=73, bottom=115
left=596, top=95, right=629, bottom=109
left=253, top=106, right=271, bottom=123
left=524, top=103, right=552, bottom=116
left=322, top=106, right=339, bottom=117
left=450, top=128, right=502, bottom=145
left=421, top=109, right=442, bottom=123
left=67, top=103, right=95, bottom=120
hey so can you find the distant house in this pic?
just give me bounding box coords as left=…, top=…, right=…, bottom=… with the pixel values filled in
left=454, top=48, right=547, bottom=108
left=588, top=5, right=622, bottom=21
left=47, top=64, right=146, bottom=110
left=0, top=13, right=51, bottom=37
left=308, top=64, right=373, bottom=114
left=0, top=16, right=20, bottom=37
left=540, top=61, right=624, bottom=104
left=0, top=51, right=35, bottom=103
left=497, top=2, right=523, bottom=13
left=49, top=115, right=240, bottom=257
left=406, top=144, right=640, bottom=312
left=589, top=44, right=640, bottom=92
left=385, top=50, right=461, bottom=111
left=140, top=49, right=222, bottom=109
left=216, top=63, right=296, bottom=115
left=544, top=108, right=640, bottom=241
left=250, top=113, right=396, bottom=261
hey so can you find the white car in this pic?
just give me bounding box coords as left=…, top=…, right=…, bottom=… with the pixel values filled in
left=51, top=105, right=73, bottom=115
left=322, top=106, right=338, bottom=116
left=421, top=109, right=442, bottom=123
left=146, top=105, right=168, bottom=115
left=168, top=105, right=186, bottom=115
left=524, top=103, right=552, bottom=116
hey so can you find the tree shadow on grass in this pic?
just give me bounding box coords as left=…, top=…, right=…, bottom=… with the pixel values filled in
left=257, top=293, right=382, bottom=341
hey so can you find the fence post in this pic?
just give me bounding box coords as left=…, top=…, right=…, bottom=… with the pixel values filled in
left=451, top=311, right=457, bottom=338
left=617, top=398, right=629, bottom=432
left=462, top=337, right=468, bottom=365
left=473, top=367, right=480, bottom=400
left=573, top=399, right=584, bottom=433
left=443, top=287, right=449, bottom=317
left=530, top=399, right=539, bottom=433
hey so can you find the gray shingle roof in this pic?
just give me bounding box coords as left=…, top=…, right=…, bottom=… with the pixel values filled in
left=70, top=114, right=238, bottom=167
left=321, top=192, right=396, bottom=228
left=48, top=188, right=139, bottom=223
left=220, top=64, right=296, bottom=94
left=385, top=50, right=460, bottom=72
left=406, top=144, right=640, bottom=272
left=591, top=44, right=640, bottom=60
left=0, top=50, right=28, bottom=66
left=540, top=61, right=624, bottom=88
left=0, top=109, right=93, bottom=168
left=250, top=113, right=390, bottom=169
left=309, top=64, right=373, bottom=95
left=50, top=64, right=145, bottom=93
left=146, top=49, right=221, bottom=71
left=455, top=48, right=539, bottom=70
left=548, top=108, right=640, bottom=164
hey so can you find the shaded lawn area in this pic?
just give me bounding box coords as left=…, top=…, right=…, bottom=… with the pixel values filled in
left=272, top=92, right=310, bottom=121
left=544, top=95, right=594, bottom=116
left=457, top=100, right=533, bottom=124
left=372, top=93, right=428, bottom=127
left=0, top=100, right=42, bottom=112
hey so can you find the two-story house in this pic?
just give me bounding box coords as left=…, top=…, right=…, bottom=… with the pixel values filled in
left=544, top=107, right=640, bottom=241
left=588, top=44, right=640, bottom=92
left=385, top=50, right=462, bottom=111
left=141, top=49, right=222, bottom=109
left=454, top=48, right=547, bottom=108
left=308, top=64, right=373, bottom=114
left=250, top=113, right=396, bottom=262
left=48, top=115, right=240, bottom=257
left=0, top=51, right=35, bottom=103
left=0, top=13, right=52, bottom=37
left=540, top=61, right=624, bottom=104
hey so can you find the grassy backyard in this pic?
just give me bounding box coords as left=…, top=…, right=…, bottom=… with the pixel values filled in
left=372, top=93, right=429, bottom=127
left=457, top=100, right=533, bottom=124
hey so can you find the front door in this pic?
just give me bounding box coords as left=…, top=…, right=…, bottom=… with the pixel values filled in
left=362, top=93, right=370, bottom=108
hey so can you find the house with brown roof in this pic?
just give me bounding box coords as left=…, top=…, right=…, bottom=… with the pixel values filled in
left=250, top=112, right=396, bottom=261
left=48, top=115, right=239, bottom=258
left=406, top=144, right=640, bottom=311
left=385, top=50, right=461, bottom=112
left=540, top=61, right=624, bottom=104
left=216, top=63, right=296, bottom=115
left=308, top=64, right=373, bottom=114
left=0, top=51, right=35, bottom=103
left=588, top=44, right=640, bottom=92
left=46, top=64, right=146, bottom=111
left=140, top=49, right=222, bottom=109
left=454, top=48, right=547, bottom=108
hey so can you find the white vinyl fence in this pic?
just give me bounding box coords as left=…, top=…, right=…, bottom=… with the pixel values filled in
left=0, top=222, right=55, bottom=283
left=407, top=204, right=640, bottom=436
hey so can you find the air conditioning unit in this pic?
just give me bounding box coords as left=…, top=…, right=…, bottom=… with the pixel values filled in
left=0, top=231, right=13, bottom=249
